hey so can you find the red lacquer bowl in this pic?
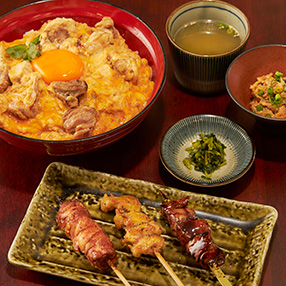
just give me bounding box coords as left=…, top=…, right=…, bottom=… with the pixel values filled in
left=0, top=0, right=166, bottom=155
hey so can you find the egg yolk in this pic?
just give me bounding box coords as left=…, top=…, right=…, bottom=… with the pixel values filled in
left=32, top=49, right=84, bottom=84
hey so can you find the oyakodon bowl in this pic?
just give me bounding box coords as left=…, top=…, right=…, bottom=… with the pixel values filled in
left=166, top=0, right=250, bottom=94
left=0, top=0, right=166, bottom=155
left=226, top=45, right=286, bottom=131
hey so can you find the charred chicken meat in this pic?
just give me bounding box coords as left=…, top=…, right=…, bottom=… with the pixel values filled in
left=100, top=193, right=164, bottom=257
left=56, top=198, right=118, bottom=271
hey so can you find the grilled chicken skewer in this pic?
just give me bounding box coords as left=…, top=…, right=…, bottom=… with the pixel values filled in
left=100, top=193, right=184, bottom=286
left=100, top=193, right=164, bottom=257
left=56, top=198, right=131, bottom=286
left=160, top=194, right=232, bottom=286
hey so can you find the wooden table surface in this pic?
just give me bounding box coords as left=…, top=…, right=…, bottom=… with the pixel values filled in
left=0, top=0, right=285, bottom=285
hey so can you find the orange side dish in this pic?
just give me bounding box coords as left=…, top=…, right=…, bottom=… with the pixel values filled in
left=0, top=17, right=154, bottom=140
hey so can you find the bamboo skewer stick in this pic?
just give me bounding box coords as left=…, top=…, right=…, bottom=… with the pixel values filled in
left=155, top=252, right=185, bottom=286
left=109, top=263, right=132, bottom=286
left=209, top=264, right=232, bottom=286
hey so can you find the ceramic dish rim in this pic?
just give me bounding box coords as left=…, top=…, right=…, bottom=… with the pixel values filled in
left=159, top=114, right=256, bottom=187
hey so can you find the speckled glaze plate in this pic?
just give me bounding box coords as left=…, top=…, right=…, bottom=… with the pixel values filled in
left=8, top=162, right=277, bottom=286
left=160, top=114, right=256, bottom=187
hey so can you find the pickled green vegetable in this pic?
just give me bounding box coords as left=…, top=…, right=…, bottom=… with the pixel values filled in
left=183, top=133, right=227, bottom=180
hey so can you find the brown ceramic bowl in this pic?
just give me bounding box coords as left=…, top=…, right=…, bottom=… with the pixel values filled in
left=226, top=44, right=286, bottom=129
left=0, top=0, right=166, bottom=155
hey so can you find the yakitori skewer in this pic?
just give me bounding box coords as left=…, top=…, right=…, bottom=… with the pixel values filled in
left=100, top=192, right=185, bottom=286
left=159, top=192, right=232, bottom=286
left=55, top=196, right=131, bottom=286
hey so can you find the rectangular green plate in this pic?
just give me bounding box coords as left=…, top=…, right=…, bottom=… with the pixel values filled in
left=8, top=162, right=278, bottom=286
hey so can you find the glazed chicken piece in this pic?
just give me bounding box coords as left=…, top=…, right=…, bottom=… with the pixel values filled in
left=161, top=196, right=225, bottom=270
left=100, top=193, right=164, bottom=257
left=5, top=72, right=41, bottom=119
left=57, top=199, right=117, bottom=271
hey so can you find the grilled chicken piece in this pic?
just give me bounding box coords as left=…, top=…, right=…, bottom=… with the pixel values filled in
left=57, top=199, right=117, bottom=271
left=101, top=193, right=142, bottom=213
left=100, top=194, right=164, bottom=257
left=126, top=233, right=164, bottom=258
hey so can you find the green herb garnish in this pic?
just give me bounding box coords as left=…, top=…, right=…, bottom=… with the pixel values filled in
left=267, top=86, right=274, bottom=96
left=183, top=133, right=227, bottom=180
left=274, top=71, right=283, bottom=82
left=217, top=23, right=229, bottom=29
left=217, top=22, right=239, bottom=37
left=6, top=35, right=41, bottom=61
left=258, top=89, right=264, bottom=96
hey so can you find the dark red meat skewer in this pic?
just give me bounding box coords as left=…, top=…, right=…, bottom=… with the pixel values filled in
left=160, top=196, right=225, bottom=270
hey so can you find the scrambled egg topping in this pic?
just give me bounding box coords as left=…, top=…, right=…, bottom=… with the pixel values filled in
left=0, top=17, right=154, bottom=140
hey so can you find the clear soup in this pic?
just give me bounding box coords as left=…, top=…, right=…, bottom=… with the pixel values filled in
left=174, top=20, right=241, bottom=55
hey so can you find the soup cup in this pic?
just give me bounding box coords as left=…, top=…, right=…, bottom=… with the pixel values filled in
left=166, top=0, right=250, bottom=94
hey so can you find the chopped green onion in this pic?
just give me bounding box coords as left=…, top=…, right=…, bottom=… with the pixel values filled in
left=258, top=90, right=264, bottom=96
left=275, top=93, right=282, bottom=100
left=274, top=85, right=283, bottom=94
left=274, top=94, right=283, bottom=105
left=274, top=71, right=283, bottom=82
left=217, top=23, right=229, bottom=29
left=256, top=105, right=263, bottom=111
left=267, top=86, right=274, bottom=96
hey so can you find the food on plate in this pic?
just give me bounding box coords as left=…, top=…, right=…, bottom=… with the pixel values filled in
left=100, top=193, right=164, bottom=257
left=56, top=198, right=117, bottom=271
left=0, top=17, right=154, bottom=140
left=250, top=71, right=286, bottom=118
left=160, top=195, right=225, bottom=270
left=183, top=133, right=227, bottom=180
